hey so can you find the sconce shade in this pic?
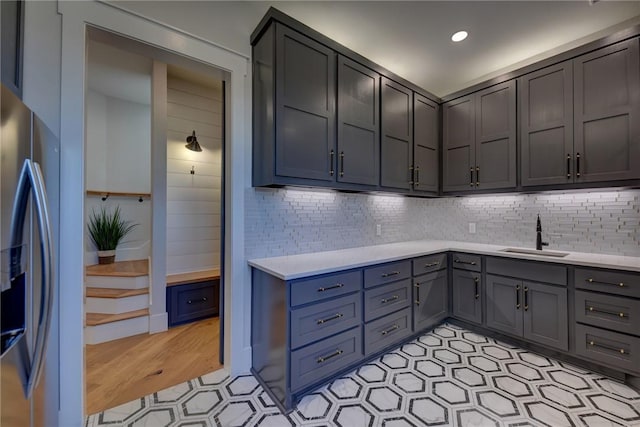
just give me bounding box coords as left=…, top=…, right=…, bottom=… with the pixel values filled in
left=185, top=130, right=202, bottom=152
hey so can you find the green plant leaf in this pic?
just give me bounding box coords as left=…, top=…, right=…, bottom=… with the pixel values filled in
left=87, top=205, right=138, bottom=251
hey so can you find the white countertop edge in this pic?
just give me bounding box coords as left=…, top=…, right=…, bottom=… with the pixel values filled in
left=248, top=240, right=640, bottom=280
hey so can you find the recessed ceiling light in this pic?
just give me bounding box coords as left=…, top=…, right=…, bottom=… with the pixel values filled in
left=451, top=31, right=468, bottom=42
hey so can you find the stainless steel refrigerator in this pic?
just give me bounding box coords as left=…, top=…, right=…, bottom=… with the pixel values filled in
left=1, top=83, right=60, bottom=426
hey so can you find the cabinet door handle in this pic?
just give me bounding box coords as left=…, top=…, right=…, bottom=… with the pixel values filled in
left=187, top=297, right=207, bottom=304
left=317, top=349, right=343, bottom=363
left=381, top=271, right=400, bottom=278
left=454, top=259, right=476, bottom=266
left=317, top=283, right=344, bottom=292
left=474, top=277, right=479, bottom=299
left=516, top=284, right=521, bottom=309
left=381, top=295, right=399, bottom=304
left=415, top=282, right=420, bottom=305
left=470, top=167, right=474, bottom=187
left=381, top=325, right=400, bottom=336
left=524, top=286, right=529, bottom=311
left=317, top=313, right=343, bottom=325
left=329, top=150, right=335, bottom=176
left=339, top=151, right=345, bottom=177
left=409, top=165, right=414, bottom=185
left=476, top=166, right=480, bottom=186
left=589, top=340, right=627, bottom=355
left=424, top=261, right=440, bottom=268
left=588, top=306, right=627, bottom=318
left=586, top=278, right=625, bottom=288
left=576, top=152, right=581, bottom=178
left=415, top=166, right=420, bottom=187
left=566, top=154, right=571, bottom=178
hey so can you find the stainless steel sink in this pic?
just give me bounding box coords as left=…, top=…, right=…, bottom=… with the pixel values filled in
left=500, top=248, right=569, bottom=258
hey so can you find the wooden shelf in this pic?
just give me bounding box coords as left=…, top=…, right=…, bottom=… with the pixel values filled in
left=167, top=269, right=220, bottom=287
left=86, top=190, right=151, bottom=202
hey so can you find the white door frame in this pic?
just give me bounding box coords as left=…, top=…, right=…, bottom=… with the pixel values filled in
left=58, top=2, right=251, bottom=425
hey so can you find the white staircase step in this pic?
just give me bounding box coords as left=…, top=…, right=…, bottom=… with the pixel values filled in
left=84, top=315, right=149, bottom=344
left=85, top=275, right=149, bottom=289
left=86, top=293, right=149, bottom=314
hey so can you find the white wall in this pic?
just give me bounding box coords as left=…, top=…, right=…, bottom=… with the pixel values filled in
left=166, top=75, right=223, bottom=274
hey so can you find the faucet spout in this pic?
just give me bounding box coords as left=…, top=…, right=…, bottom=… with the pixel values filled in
left=536, top=214, right=549, bottom=250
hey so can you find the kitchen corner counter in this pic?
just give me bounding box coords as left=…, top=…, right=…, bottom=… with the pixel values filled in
left=248, top=240, right=640, bottom=280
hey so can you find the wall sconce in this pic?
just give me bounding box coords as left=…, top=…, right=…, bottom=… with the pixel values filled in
left=185, top=130, right=202, bottom=152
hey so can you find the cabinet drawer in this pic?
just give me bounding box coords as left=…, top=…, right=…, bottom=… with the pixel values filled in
left=291, top=270, right=361, bottom=307
left=451, top=253, right=482, bottom=272
left=364, top=260, right=411, bottom=289
left=290, top=327, right=362, bottom=392
left=575, top=268, right=640, bottom=298
left=486, top=257, right=567, bottom=286
left=290, top=293, right=361, bottom=349
left=168, top=280, right=219, bottom=326
left=365, top=307, right=412, bottom=356
left=412, top=253, right=447, bottom=276
left=575, top=291, right=640, bottom=336
left=575, top=324, right=640, bottom=374
left=364, top=279, right=411, bottom=322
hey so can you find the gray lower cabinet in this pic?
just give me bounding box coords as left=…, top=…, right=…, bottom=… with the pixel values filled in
left=485, top=275, right=522, bottom=337
left=414, top=269, right=448, bottom=332
left=413, top=94, right=439, bottom=194
left=522, top=281, right=568, bottom=351
left=381, top=77, right=413, bottom=190
left=452, top=269, right=482, bottom=325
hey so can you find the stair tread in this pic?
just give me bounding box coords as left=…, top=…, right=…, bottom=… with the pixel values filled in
left=86, top=260, right=149, bottom=277
left=86, top=309, right=149, bottom=326
left=86, top=287, right=149, bottom=298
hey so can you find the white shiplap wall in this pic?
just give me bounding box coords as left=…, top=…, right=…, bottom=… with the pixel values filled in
left=166, top=75, right=222, bottom=274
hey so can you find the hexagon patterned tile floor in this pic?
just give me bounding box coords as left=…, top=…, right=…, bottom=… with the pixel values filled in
left=85, top=323, right=640, bottom=427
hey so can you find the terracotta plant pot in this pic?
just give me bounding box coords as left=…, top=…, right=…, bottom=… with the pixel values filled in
left=97, top=250, right=116, bottom=264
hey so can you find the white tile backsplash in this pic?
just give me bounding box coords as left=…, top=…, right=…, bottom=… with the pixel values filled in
left=245, top=188, right=640, bottom=259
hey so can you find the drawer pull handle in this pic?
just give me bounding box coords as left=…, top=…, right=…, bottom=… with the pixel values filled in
left=317, top=349, right=343, bottom=363
left=424, top=261, right=440, bottom=268
left=329, top=150, right=335, bottom=176
left=317, top=313, right=343, bottom=325
left=381, top=325, right=400, bottom=336
left=524, top=287, right=529, bottom=311
left=455, top=259, right=477, bottom=266
left=587, top=278, right=625, bottom=288
left=589, top=340, right=627, bottom=355
left=408, top=165, right=414, bottom=185
left=516, top=285, right=521, bottom=309
left=381, top=295, right=399, bottom=304
left=381, top=271, right=400, bottom=278
left=318, top=283, right=344, bottom=292
left=339, top=152, right=345, bottom=177
left=476, top=166, right=480, bottom=186
left=474, top=276, right=480, bottom=299
left=588, top=306, right=626, bottom=318
left=187, top=297, right=207, bottom=305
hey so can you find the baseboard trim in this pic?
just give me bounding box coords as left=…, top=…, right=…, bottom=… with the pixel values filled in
left=149, top=312, right=168, bottom=333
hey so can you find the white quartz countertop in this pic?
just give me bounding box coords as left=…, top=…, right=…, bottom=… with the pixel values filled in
left=248, top=240, right=640, bottom=280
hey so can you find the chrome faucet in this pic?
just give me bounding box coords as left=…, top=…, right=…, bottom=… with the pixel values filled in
left=536, top=214, right=549, bottom=251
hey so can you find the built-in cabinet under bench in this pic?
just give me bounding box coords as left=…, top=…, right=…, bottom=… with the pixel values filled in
left=166, top=269, right=220, bottom=327
left=250, top=245, right=640, bottom=412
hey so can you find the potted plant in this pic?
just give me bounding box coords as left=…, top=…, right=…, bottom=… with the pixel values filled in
left=87, top=206, right=137, bottom=264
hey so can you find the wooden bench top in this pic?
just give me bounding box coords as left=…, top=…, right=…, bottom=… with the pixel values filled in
left=166, top=268, right=220, bottom=287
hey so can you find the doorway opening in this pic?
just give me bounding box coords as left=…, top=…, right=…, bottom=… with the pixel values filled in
left=82, top=27, right=228, bottom=415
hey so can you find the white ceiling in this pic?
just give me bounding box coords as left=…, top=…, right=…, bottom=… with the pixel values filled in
left=112, top=0, right=640, bottom=98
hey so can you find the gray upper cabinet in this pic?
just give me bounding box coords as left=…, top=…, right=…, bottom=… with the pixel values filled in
left=443, top=80, right=516, bottom=193
left=1, top=0, right=24, bottom=98
left=520, top=61, right=574, bottom=187
left=413, top=94, right=440, bottom=193
left=381, top=78, right=413, bottom=189
left=337, top=56, right=379, bottom=186
left=574, top=38, right=640, bottom=183
left=275, top=25, right=336, bottom=181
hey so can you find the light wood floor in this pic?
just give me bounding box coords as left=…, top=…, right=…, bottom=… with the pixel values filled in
left=85, top=317, right=222, bottom=415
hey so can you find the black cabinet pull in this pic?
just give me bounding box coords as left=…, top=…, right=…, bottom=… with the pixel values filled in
left=516, top=284, right=521, bottom=309
left=317, top=349, right=343, bottom=363
left=381, top=295, right=399, bottom=304
left=381, top=324, right=400, bottom=336
left=187, top=297, right=207, bottom=305
left=339, top=151, right=345, bottom=177
left=586, top=278, right=625, bottom=288
left=476, top=166, right=480, bottom=186
left=454, top=259, right=476, bottom=266
left=317, top=283, right=344, bottom=292
left=415, top=166, right=420, bottom=187
left=424, top=261, right=440, bottom=268
left=409, top=166, right=414, bottom=185
left=588, top=306, right=627, bottom=318
left=524, top=287, right=529, bottom=311
left=381, top=271, right=400, bottom=278
left=589, top=340, right=627, bottom=355
left=329, top=150, right=335, bottom=176
left=566, top=154, right=571, bottom=178
left=317, top=313, right=343, bottom=325
left=470, top=167, right=474, bottom=187
left=576, top=152, right=581, bottom=178
left=474, top=277, right=479, bottom=299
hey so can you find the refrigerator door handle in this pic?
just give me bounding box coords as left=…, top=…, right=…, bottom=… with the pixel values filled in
left=9, top=159, right=55, bottom=398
